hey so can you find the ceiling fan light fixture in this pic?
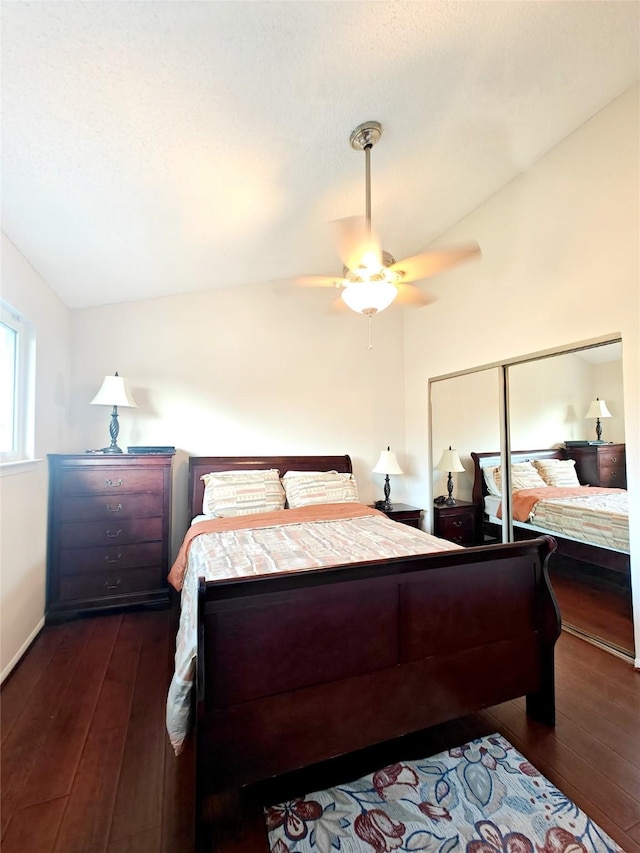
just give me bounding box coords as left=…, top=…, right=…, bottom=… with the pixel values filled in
left=341, top=279, right=398, bottom=315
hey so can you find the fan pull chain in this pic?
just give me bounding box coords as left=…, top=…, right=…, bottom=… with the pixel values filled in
left=368, top=313, right=374, bottom=350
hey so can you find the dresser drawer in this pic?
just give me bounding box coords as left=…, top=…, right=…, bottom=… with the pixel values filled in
left=60, top=468, right=164, bottom=496
left=60, top=493, right=164, bottom=522
left=60, top=541, right=163, bottom=576
left=599, top=464, right=625, bottom=488
left=58, top=567, right=165, bottom=602
left=60, top=517, right=163, bottom=549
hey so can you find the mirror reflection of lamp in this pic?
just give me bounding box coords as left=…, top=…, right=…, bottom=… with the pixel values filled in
left=584, top=397, right=612, bottom=443
left=372, top=446, right=403, bottom=511
left=90, top=371, right=138, bottom=454
left=435, top=446, right=465, bottom=506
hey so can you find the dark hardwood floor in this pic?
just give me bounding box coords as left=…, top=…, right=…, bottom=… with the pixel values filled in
left=549, top=557, right=635, bottom=656
left=1, top=607, right=639, bottom=853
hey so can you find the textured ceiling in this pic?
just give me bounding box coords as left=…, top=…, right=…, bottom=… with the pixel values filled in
left=2, top=1, right=638, bottom=309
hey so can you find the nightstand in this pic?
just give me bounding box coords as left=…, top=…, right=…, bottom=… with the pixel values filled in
left=370, top=503, right=423, bottom=529
left=433, top=499, right=478, bottom=546
left=565, top=443, right=626, bottom=489
left=46, top=453, right=173, bottom=623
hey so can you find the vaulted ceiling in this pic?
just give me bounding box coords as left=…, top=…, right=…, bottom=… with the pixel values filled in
left=2, top=1, right=638, bottom=309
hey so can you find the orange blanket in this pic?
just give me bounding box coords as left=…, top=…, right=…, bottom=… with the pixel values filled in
left=498, top=486, right=623, bottom=522
left=168, top=502, right=384, bottom=591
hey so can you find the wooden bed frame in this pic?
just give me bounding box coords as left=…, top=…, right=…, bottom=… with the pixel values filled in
left=187, top=454, right=560, bottom=840
left=471, top=449, right=630, bottom=575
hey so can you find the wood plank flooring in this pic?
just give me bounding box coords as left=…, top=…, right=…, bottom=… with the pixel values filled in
left=1, top=608, right=639, bottom=853
left=549, top=558, right=635, bottom=655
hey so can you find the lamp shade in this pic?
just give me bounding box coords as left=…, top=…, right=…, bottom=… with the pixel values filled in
left=585, top=398, right=612, bottom=419
left=341, top=280, right=398, bottom=314
left=372, top=448, right=403, bottom=476
left=90, top=373, right=138, bottom=408
left=436, top=447, right=464, bottom=473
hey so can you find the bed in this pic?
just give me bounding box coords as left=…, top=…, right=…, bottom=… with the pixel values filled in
left=168, top=454, right=560, bottom=840
left=471, top=449, right=630, bottom=576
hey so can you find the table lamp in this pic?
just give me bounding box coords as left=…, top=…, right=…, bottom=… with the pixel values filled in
left=584, top=398, right=611, bottom=443
left=435, top=446, right=465, bottom=506
left=90, top=371, right=138, bottom=454
left=372, top=446, right=403, bottom=511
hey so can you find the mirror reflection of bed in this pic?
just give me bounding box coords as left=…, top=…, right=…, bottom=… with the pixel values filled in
left=430, top=339, right=634, bottom=660
left=471, top=447, right=632, bottom=658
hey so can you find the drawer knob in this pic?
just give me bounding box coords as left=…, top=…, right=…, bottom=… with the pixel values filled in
left=106, top=503, right=123, bottom=513
left=611, top=457, right=617, bottom=463
left=105, top=478, right=124, bottom=487
left=453, top=520, right=463, bottom=528
left=609, top=471, right=616, bottom=477
left=105, top=553, right=122, bottom=564
left=106, top=529, right=122, bottom=538
left=104, top=578, right=122, bottom=591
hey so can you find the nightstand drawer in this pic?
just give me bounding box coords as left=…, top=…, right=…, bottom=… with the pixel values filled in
left=438, top=514, right=475, bottom=545
left=59, top=541, right=163, bottom=575
left=58, top=567, right=165, bottom=602
left=60, top=517, right=163, bottom=549
left=60, top=493, right=164, bottom=522
left=61, top=468, right=164, bottom=496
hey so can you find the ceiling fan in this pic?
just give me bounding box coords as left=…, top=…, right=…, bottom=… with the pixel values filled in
left=295, top=120, right=481, bottom=316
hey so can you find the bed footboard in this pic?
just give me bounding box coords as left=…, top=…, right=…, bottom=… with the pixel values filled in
left=196, top=537, right=559, bottom=804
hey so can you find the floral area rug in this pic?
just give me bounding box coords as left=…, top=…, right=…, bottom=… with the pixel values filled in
left=264, top=733, right=622, bottom=853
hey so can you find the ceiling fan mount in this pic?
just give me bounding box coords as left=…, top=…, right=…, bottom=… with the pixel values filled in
left=349, top=120, right=382, bottom=151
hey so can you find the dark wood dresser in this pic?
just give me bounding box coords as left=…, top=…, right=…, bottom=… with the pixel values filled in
left=565, top=443, right=626, bottom=489
left=46, top=453, right=173, bottom=623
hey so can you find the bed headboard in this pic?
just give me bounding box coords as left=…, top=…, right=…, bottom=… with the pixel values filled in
left=471, top=448, right=567, bottom=507
left=188, top=454, right=353, bottom=520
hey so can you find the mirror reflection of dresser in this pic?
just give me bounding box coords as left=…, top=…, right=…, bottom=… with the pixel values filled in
left=564, top=443, right=626, bottom=489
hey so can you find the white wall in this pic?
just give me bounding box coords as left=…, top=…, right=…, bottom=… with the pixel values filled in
left=0, top=234, right=71, bottom=680
left=70, top=285, right=406, bottom=554
left=404, top=84, right=640, bottom=664
left=431, top=368, right=501, bottom=502
left=592, top=360, right=626, bottom=443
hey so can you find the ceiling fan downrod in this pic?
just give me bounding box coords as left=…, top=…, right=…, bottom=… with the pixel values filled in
left=350, top=120, right=382, bottom=240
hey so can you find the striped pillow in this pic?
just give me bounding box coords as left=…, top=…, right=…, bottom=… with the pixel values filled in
left=533, top=458, right=581, bottom=487
left=201, top=469, right=285, bottom=517
left=282, top=471, right=359, bottom=509
left=494, top=462, right=548, bottom=493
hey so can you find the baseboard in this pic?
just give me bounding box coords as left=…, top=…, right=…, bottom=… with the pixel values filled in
left=561, top=622, right=634, bottom=663
left=1, top=618, right=45, bottom=685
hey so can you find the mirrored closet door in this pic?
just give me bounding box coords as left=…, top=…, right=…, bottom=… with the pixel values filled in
left=430, top=339, right=634, bottom=659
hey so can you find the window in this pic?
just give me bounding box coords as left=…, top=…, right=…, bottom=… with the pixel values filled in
left=0, top=299, right=35, bottom=463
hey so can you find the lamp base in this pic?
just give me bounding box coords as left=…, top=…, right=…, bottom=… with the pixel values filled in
left=444, top=496, right=456, bottom=506
left=375, top=499, right=394, bottom=512
left=102, top=445, right=123, bottom=454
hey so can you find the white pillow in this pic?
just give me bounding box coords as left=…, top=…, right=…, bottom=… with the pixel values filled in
left=494, top=462, right=548, bottom=493
left=533, top=458, right=581, bottom=487
left=483, top=466, right=502, bottom=497
left=282, top=471, right=359, bottom=509
left=201, top=469, right=285, bottom=517
left=282, top=470, right=353, bottom=479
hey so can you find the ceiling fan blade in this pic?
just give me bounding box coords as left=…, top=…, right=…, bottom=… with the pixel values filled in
left=293, top=274, right=346, bottom=289
left=393, top=283, right=435, bottom=307
left=333, top=216, right=382, bottom=273
left=390, top=242, right=481, bottom=283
